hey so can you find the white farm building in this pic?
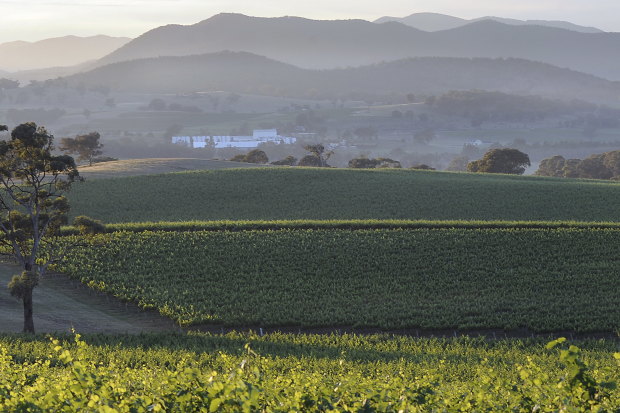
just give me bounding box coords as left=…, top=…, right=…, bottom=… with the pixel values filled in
left=172, top=129, right=296, bottom=149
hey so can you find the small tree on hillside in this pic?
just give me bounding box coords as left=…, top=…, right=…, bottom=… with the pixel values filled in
left=271, top=155, right=297, bottom=166
left=0, top=123, right=79, bottom=333
left=60, top=132, right=103, bottom=166
left=300, top=144, right=333, bottom=167
left=467, top=148, right=530, bottom=175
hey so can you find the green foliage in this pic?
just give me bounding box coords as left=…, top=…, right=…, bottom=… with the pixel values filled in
left=56, top=219, right=620, bottom=236
left=67, top=168, right=620, bottom=223
left=8, top=271, right=38, bottom=300
left=72, top=215, right=106, bottom=235
left=56, top=227, right=620, bottom=331
left=468, top=148, right=531, bottom=174
left=0, top=333, right=618, bottom=411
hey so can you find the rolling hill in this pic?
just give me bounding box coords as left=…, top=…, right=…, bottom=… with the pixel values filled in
left=67, top=51, right=620, bottom=103
left=0, top=35, right=131, bottom=72
left=374, top=12, right=604, bottom=33
left=69, top=168, right=620, bottom=223
left=94, top=13, right=620, bottom=80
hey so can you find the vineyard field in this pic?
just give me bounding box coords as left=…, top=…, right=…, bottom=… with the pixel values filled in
left=58, top=228, right=620, bottom=332
left=68, top=168, right=620, bottom=223
left=1, top=332, right=619, bottom=411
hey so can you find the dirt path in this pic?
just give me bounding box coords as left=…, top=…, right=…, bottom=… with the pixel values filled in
left=0, top=263, right=178, bottom=334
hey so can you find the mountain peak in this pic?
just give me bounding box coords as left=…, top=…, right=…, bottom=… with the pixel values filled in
left=376, top=13, right=604, bottom=33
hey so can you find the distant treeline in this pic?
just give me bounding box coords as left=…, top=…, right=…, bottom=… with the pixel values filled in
left=536, top=150, right=620, bottom=180
left=429, top=90, right=620, bottom=125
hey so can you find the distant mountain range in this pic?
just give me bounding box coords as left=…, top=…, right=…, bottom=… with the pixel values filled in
left=93, top=13, right=620, bottom=81
left=0, top=35, right=131, bottom=72
left=374, top=12, right=604, bottom=33
left=67, top=51, right=620, bottom=103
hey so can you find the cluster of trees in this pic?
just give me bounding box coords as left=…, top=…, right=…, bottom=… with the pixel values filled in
left=230, top=149, right=269, bottom=164
left=429, top=90, right=616, bottom=127
left=467, top=149, right=531, bottom=175
left=535, top=151, right=620, bottom=180
left=348, top=157, right=401, bottom=168
left=230, top=145, right=336, bottom=167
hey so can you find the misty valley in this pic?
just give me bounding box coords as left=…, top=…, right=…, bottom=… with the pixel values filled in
left=0, top=9, right=619, bottom=412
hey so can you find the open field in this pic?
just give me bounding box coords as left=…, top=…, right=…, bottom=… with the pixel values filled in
left=1, top=331, right=618, bottom=411
left=0, top=263, right=175, bottom=334
left=57, top=227, right=620, bottom=332
left=78, top=158, right=268, bottom=179
left=69, top=167, right=620, bottom=223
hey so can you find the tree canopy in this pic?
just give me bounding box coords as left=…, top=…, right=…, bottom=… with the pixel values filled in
left=467, top=148, right=530, bottom=175
left=230, top=149, right=269, bottom=164
left=299, top=144, right=332, bottom=167
left=535, top=151, right=620, bottom=180
left=60, top=132, right=103, bottom=166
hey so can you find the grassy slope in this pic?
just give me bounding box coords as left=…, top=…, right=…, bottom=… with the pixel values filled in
left=78, top=158, right=268, bottom=180
left=70, top=167, right=620, bottom=223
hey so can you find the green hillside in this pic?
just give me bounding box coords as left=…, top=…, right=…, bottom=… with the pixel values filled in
left=69, top=168, right=620, bottom=223
left=60, top=227, right=620, bottom=332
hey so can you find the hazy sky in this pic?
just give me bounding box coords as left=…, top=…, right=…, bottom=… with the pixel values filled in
left=1, top=0, right=619, bottom=43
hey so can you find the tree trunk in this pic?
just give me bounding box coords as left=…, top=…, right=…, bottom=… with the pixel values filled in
left=22, top=287, right=35, bottom=334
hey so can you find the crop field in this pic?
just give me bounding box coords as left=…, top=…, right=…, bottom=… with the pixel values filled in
left=68, top=168, right=620, bottom=223
left=57, top=227, right=620, bottom=332
left=1, top=332, right=618, bottom=411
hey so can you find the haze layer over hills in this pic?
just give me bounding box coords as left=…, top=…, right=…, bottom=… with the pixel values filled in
left=374, top=12, right=604, bottom=33
left=94, top=13, right=620, bottom=81
left=0, top=35, right=131, bottom=72
left=69, top=52, right=620, bottom=103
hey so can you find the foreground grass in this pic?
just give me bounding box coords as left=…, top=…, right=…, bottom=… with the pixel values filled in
left=58, top=228, right=620, bottom=332
left=68, top=168, right=620, bottom=223
left=1, top=332, right=618, bottom=411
